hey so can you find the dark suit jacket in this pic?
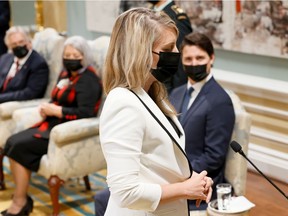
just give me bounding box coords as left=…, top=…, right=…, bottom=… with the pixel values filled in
left=162, top=1, right=193, bottom=92
left=169, top=77, right=235, bottom=209
left=0, top=0, right=10, bottom=55
left=0, top=50, right=49, bottom=103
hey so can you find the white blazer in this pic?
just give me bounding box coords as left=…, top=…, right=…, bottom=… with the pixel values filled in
left=100, top=87, right=192, bottom=216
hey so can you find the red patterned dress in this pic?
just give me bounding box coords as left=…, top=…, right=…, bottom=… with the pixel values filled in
left=4, top=66, right=102, bottom=171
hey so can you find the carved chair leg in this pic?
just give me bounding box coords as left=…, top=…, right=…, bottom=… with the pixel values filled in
left=0, top=147, right=6, bottom=190
left=48, top=175, right=64, bottom=216
left=83, top=175, right=91, bottom=191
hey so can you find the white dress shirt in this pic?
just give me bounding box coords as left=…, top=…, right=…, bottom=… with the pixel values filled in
left=186, top=72, right=213, bottom=109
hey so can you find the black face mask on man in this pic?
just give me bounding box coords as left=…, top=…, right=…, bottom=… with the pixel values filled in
left=12, top=45, right=29, bottom=58
left=183, top=64, right=208, bottom=82
left=63, top=59, right=83, bottom=72
left=151, top=51, right=180, bottom=83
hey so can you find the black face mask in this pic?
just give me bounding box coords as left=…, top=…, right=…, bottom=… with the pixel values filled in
left=63, top=59, right=83, bottom=71
left=12, top=45, right=29, bottom=58
left=151, top=51, right=180, bottom=83
left=183, top=64, right=209, bottom=82
left=147, top=0, right=160, bottom=5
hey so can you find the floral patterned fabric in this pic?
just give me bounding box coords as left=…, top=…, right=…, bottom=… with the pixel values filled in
left=12, top=107, right=106, bottom=180
left=0, top=28, right=65, bottom=148
left=8, top=35, right=111, bottom=180
left=87, top=36, right=110, bottom=79
left=224, top=89, right=251, bottom=196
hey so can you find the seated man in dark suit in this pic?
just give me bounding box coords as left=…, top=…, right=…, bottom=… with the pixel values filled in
left=169, top=32, right=235, bottom=210
left=0, top=26, right=49, bottom=103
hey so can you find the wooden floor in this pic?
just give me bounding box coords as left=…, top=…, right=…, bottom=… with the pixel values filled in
left=245, top=171, right=288, bottom=216
left=1, top=170, right=287, bottom=215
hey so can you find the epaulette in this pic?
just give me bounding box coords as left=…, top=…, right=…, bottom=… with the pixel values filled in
left=171, top=5, right=187, bottom=20
left=171, top=5, right=185, bottom=15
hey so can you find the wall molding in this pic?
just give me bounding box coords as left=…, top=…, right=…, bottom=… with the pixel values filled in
left=251, top=126, right=288, bottom=147
left=213, top=68, right=288, bottom=103
left=243, top=102, right=288, bottom=121
left=248, top=143, right=288, bottom=184
left=213, top=68, right=288, bottom=183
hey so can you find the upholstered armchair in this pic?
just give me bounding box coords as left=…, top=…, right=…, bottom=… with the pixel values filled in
left=224, top=89, right=251, bottom=196
left=0, top=28, right=65, bottom=190
left=190, top=90, right=251, bottom=216
left=4, top=35, right=111, bottom=215
left=11, top=105, right=106, bottom=216
left=88, top=36, right=110, bottom=79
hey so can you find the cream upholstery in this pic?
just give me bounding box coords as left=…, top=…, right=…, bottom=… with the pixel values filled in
left=0, top=28, right=65, bottom=190
left=224, top=89, right=251, bottom=196
left=32, top=28, right=65, bottom=98
left=88, top=36, right=110, bottom=79
left=190, top=90, right=251, bottom=216
left=6, top=35, right=110, bottom=215
left=0, top=28, right=65, bottom=149
left=12, top=107, right=106, bottom=181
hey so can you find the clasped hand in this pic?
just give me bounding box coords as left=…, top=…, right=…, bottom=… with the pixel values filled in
left=183, top=170, right=213, bottom=207
left=39, top=102, right=62, bottom=118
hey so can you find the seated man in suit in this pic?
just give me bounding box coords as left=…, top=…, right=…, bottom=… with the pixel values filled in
left=169, top=32, right=235, bottom=210
left=0, top=26, right=49, bottom=103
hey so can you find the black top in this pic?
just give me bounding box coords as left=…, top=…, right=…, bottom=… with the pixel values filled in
left=33, top=66, right=102, bottom=139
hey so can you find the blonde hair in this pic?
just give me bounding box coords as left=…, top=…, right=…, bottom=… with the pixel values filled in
left=103, top=7, right=178, bottom=115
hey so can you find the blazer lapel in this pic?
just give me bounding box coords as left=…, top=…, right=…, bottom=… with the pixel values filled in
left=16, top=51, right=33, bottom=75
left=180, top=78, right=215, bottom=126
left=180, top=93, right=206, bottom=126
left=0, top=56, right=14, bottom=88
left=174, top=86, right=186, bottom=112
left=135, top=88, right=182, bottom=146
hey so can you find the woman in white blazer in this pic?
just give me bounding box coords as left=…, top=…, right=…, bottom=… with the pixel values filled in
left=100, top=8, right=213, bottom=216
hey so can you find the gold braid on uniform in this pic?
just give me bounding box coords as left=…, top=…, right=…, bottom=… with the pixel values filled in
left=171, top=5, right=187, bottom=20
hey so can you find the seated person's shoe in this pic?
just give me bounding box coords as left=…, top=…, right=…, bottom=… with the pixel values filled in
left=1, top=195, right=33, bottom=216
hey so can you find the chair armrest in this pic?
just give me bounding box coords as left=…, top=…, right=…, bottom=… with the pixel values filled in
left=12, top=107, right=43, bottom=133
left=38, top=117, right=105, bottom=180
left=0, top=98, right=49, bottom=118
left=50, top=118, right=100, bottom=147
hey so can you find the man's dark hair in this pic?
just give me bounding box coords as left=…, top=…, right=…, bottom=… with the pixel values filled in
left=180, top=32, right=214, bottom=57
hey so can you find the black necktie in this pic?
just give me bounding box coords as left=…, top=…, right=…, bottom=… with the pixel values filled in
left=180, top=87, right=194, bottom=120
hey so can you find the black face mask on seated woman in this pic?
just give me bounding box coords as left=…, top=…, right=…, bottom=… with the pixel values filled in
left=151, top=51, right=180, bottom=83
left=63, top=59, right=83, bottom=72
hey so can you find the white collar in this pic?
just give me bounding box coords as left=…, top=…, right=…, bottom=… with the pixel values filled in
left=154, top=0, right=173, bottom=11
left=187, top=72, right=213, bottom=93
left=14, top=49, right=32, bottom=66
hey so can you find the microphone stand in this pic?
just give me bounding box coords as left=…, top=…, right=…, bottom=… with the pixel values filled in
left=239, top=151, right=288, bottom=200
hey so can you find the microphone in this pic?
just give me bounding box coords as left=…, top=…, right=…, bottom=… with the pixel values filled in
left=230, top=140, right=288, bottom=200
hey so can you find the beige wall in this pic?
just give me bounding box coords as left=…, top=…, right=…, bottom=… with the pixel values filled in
left=214, top=68, right=288, bottom=183
left=42, top=1, right=67, bottom=32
